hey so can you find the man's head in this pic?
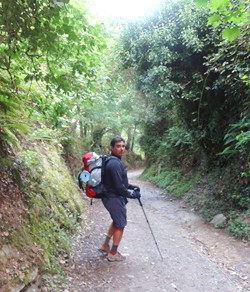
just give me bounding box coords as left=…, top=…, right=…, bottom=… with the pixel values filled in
left=110, top=136, right=126, bottom=158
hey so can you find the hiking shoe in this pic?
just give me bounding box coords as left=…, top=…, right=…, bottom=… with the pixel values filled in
left=98, top=244, right=110, bottom=254
left=107, top=252, right=126, bottom=262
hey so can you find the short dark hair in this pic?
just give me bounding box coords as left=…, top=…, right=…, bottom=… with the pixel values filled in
left=110, top=136, right=125, bottom=147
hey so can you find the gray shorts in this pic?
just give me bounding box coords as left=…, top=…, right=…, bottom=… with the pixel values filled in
left=102, top=196, right=127, bottom=228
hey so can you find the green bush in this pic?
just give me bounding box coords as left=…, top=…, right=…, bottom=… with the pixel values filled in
left=227, top=211, right=250, bottom=240
left=141, top=165, right=200, bottom=198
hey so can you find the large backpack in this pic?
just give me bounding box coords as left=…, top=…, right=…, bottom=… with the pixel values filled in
left=78, top=152, right=112, bottom=199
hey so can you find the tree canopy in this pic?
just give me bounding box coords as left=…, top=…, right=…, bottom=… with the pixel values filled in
left=119, top=0, right=249, bottom=171
left=0, top=0, right=249, bottom=202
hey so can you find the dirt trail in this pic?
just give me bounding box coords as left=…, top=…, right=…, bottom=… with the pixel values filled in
left=63, top=170, right=250, bottom=292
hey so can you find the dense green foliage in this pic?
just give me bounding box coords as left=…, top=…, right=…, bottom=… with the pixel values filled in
left=119, top=0, right=249, bottom=237
left=74, top=35, right=144, bottom=154
left=119, top=0, right=249, bottom=172
left=0, top=0, right=144, bottom=156
left=196, top=0, right=250, bottom=41
left=0, top=0, right=106, bottom=145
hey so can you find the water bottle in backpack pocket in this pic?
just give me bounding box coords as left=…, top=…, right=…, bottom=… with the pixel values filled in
left=78, top=152, right=110, bottom=199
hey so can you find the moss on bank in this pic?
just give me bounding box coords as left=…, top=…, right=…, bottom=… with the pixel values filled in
left=0, top=140, right=85, bottom=291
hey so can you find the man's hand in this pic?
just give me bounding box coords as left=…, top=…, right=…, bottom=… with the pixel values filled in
left=133, top=189, right=141, bottom=199
left=129, top=185, right=140, bottom=192
left=127, top=189, right=141, bottom=199
left=133, top=186, right=140, bottom=192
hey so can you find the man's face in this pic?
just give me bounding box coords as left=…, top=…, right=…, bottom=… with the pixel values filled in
left=111, top=141, right=126, bottom=157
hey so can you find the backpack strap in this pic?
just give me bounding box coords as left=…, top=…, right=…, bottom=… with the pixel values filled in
left=101, top=156, right=121, bottom=193
left=101, top=155, right=116, bottom=181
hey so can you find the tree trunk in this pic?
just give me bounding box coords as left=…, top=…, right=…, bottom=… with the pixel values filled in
left=91, top=127, right=106, bottom=152
left=131, top=125, right=137, bottom=152
left=126, top=127, right=132, bottom=151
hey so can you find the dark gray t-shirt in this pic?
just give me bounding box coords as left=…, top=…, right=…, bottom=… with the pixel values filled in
left=104, top=154, right=134, bottom=197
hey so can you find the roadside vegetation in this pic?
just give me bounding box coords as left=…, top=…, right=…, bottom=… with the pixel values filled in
left=120, top=0, right=249, bottom=240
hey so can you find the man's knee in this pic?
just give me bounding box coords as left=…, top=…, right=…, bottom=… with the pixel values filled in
left=113, top=224, right=125, bottom=230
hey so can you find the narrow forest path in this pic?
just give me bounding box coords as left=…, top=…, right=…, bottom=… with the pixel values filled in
left=62, top=170, right=250, bottom=292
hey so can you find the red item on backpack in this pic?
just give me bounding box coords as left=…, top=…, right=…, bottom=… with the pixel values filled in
left=79, top=152, right=110, bottom=199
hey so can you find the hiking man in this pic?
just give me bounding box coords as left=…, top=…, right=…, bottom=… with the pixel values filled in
left=100, top=136, right=141, bottom=262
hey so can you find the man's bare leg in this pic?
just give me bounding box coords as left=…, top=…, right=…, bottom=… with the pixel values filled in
left=110, top=226, right=124, bottom=254
left=102, top=223, right=124, bottom=251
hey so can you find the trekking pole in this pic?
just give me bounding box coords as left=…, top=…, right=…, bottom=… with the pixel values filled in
left=137, top=197, right=163, bottom=260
